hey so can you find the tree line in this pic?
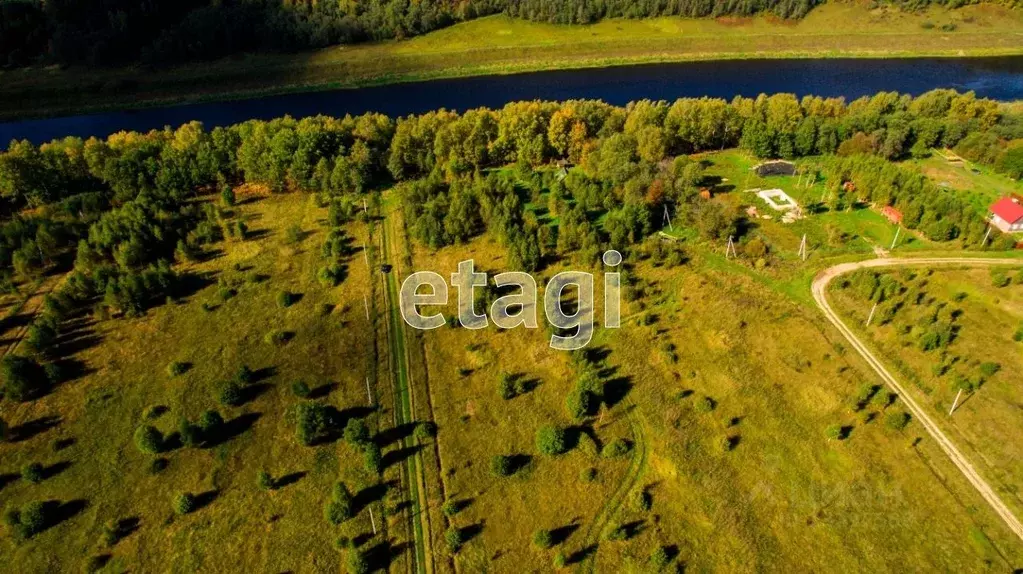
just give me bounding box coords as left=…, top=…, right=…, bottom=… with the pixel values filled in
left=2, top=0, right=1008, bottom=68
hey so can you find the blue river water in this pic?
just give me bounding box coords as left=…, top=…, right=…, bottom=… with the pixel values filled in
left=2, top=57, right=1023, bottom=144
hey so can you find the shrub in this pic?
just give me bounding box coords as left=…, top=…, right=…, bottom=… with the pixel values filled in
left=413, top=421, right=438, bottom=441
left=277, top=291, right=295, bottom=308
left=149, top=458, right=168, bottom=474
left=216, top=380, right=244, bottom=406
left=220, top=185, right=235, bottom=207
left=491, top=455, right=513, bottom=477
left=650, top=545, right=672, bottom=570
left=264, top=330, right=288, bottom=345
left=533, top=528, right=554, bottom=549
left=580, top=467, right=597, bottom=482
left=602, top=438, right=632, bottom=458
left=631, top=489, right=652, bottom=512
left=134, top=425, right=163, bottom=454
left=825, top=424, right=843, bottom=440
left=442, top=499, right=461, bottom=517
left=979, top=362, right=1001, bottom=378
left=992, top=272, right=1011, bottom=288
left=343, top=418, right=371, bottom=447
left=364, top=443, right=383, bottom=474
left=235, top=365, right=255, bottom=385
left=605, top=524, right=629, bottom=541
left=296, top=402, right=341, bottom=446
left=346, top=549, right=370, bottom=574
left=257, top=471, right=274, bottom=491
left=499, top=374, right=517, bottom=400
left=8, top=501, right=49, bottom=538
left=167, top=361, right=189, bottom=376
left=179, top=418, right=203, bottom=448
left=291, top=380, right=311, bottom=398
left=445, top=526, right=464, bottom=553
left=885, top=411, right=911, bottom=431
left=536, top=425, right=568, bottom=456
left=695, top=396, right=716, bottom=413
left=554, top=552, right=567, bottom=568
left=21, top=462, right=44, bottom=484
left=324, top=499, right=353, bottom=525
left=200, top=410, right=225, bottom=435
left=1015, top=324, right=1023, bottom=342
left=173, top=493, right=195, bottom=515
left=286, top=224, right=304, bottom=244
left=719, top=435, right=737, bottom=452
left=1, top=355, right=49, bottom=401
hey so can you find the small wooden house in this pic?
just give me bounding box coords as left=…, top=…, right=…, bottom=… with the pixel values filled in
left=880, top=206, right=903, bottom=225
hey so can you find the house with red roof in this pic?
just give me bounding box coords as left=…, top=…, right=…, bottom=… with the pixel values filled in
left=989, top=197, right=1023, bottom=233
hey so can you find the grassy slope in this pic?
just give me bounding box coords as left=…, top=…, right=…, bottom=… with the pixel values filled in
left=2, top=3, right=1023, bottom=120
left=829, top=267, right=1023, bottom=521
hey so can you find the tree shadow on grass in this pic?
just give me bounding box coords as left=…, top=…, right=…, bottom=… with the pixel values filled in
left=204, top=412, right=262, bottom=448
left=307, top=382, right=337, bottom=399
left=353, top=482, right=390, bottom=513
left=460, top=521, right=484, bottom=544
left=11, top=415, right=61, bottom=442
left=374, top=422, right=417, bottom=447
left=567, top=544, right=597, bottom=565
left=193, top=490, right=219, bottom=512
left=41, top=460, right=72, bottom=480
left=551, top=521, right=581, bottom=545
left=382, top=445, right=422, bottom=471
left=367, top=539, right=406, bottom=571
left=602, top=377, right=633, bottom=408
left=0, top=472, right=19, bottom=491
left=40, top=499, right=87, bottom=534
left=273, top=471, right=306, bottom=489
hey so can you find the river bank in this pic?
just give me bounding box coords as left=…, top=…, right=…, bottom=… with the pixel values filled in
left=1, top=4, right=1021, bottom=122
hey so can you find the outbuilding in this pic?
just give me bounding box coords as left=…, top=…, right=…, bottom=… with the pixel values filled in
left=989, top=197, right=1023, bottom=233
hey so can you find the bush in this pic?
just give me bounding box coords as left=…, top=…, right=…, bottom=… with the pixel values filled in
left=220, top=185, right=235, bottom=207
left=413, top=421, right=438, bottom=441
left=277, top=291, right=295, bottom=308
left=296, top=402, right=341, bottom=446
left=257, top=471, right=274, bottom=491
left=324, top=499, right=353, bottom=525
left=605, top=524, right=629, bottom=541
left=1015, top=324, right=1023, bottom=343
left=650, top=545, right=672, bottom=570
left=442, top=499, right=461, bottom=517
left=216, top=380, right=244, bottom=406
left=167, top=361, right=189, bottom=376
left=499, top=374, right=517, bottom=400
left=364, top=443, right=382, bottom=474
left=601, top=438, right=632, bottom=459
left=825, top=424, right=843, bottom=440
left=291, top=380, right=311, bottom=398
left=445, top=526, right=464, bottom=553
left=346, top=549, right=370, bottom=574
left=285, top=224, right=304, bottom=244
left=580, top=467, right=597, bottom=482
left=343, top=419, right=371, bottom=447
left=8, top=501, right=49, bottom=538
left=235, top=365, right=255, bottom=385
left=533, top=528, right=554, bottom=549
left=134, top=425, right=163, bottom=454
left=979, top=362, right=1001, bottom=378
left=491, top=455, right=513, bottom=477
left=992, top=272, right=1011, bottom=288
left=21, top=462, right=44, bottom=484
left=264, top=330, right=288, bottom=345
left=179, top=418, right=203, bottom=448
left=536, top=425, right=568, bottom=456
left=173, top=493, right=195, bottom=515
left=200, top=410, right=225, bottom=435
left=1, top=355, right=49, bottom=401
left=885, top=411, right=911, bottom=431
left=695, top=396, right=716, bottom=413
left=631, top=489, right=652, bottom=512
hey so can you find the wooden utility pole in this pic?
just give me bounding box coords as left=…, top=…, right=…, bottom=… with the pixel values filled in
left=725, top=236, right=737, bottom=258
left=949, top=388, right=964, bottom=415
left=363, top=294, right=370, bottom=320
left=865, top=302, right=878, bottom=326
left=890, top=227, right=901, bottom=250
left=369, top=506, right=377, bottom=534
left=982, top=224, right=993, bottom=246
left=798, top=234, right=808, bottom=261
left=663, top=204, right=673, bottom=230
left=363, top=243, right=369, bottom=267
left=366, top=376, right=373, bottom=406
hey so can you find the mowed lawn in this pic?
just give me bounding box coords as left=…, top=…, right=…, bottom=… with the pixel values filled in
left=0, top=192, right=390, bottom=573
left=830, top=266, right=1023, bottom=521
left=406, top=227, right=1023, bottom=570
left=4, top=3, right=1023, bottom=119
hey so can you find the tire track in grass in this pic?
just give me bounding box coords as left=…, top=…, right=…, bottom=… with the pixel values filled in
left=380, top=211, right=433, bottom=574
left=578, top=399, right=647, bottom=572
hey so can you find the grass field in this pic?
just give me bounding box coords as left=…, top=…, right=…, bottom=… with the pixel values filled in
left=2, top=2, right=1023, bottom=120
left=4, top=183, right=1023, bottom=571
left=904, top=153, right=1023, bottom=214
left=829, top=266, right=1023, bottom=521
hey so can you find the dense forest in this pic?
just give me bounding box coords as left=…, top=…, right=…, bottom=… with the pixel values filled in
left=0, top=0, right=1014, bottom=68
left=0, top=88, right=1022, bottom=395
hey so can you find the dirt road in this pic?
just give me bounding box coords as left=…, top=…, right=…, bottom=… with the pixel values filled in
left=812, top=257, right=1023, bottom=543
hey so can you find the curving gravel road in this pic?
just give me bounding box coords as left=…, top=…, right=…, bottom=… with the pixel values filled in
left=812, top=257, right=1023, bottom=544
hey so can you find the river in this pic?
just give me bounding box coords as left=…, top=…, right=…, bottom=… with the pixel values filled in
left=3, top=57, right=1023, bottom=144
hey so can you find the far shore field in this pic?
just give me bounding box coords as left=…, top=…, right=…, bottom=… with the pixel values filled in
left=1, top=3, right=1022, bottom=121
